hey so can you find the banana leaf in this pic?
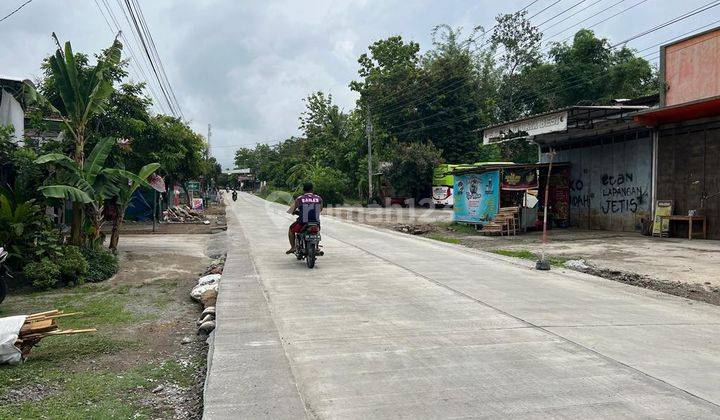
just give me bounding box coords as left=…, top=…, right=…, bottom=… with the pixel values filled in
left=38, top=185, right=93, bottom=204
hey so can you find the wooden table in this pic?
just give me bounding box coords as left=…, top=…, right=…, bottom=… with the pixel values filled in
left=659, top=215, right=707, bottom=239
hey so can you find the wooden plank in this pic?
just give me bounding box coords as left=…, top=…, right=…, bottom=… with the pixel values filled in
left=26, top=312, right=83, bottom=321
left=26, top=310, right=61, bottom=320
left=20, top=328, right=97, bottom=340
left=20, top=319, right=57, bottom=335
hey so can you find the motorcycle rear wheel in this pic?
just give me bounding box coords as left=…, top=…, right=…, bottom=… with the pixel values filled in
left=306, top=246, right=316, bottom=269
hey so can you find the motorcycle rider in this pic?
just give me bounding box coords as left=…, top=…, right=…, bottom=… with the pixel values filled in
left=286, top=182, right=323, bottom=254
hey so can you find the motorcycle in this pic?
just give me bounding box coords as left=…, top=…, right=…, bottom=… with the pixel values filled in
left=294, top=222, right=323, bottom=269
left=231, top=191, right=238, bottom=201
left=0, top=247, right=9, bottom=305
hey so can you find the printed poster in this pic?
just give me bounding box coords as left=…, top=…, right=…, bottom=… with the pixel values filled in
left=453, top=171, right=500, bottom=224
left=652, top=200, right=673, bottom=237
left=501, top=168, right=538, bottom=190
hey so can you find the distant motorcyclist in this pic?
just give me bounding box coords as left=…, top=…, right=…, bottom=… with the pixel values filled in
left=286, top=182, right=323, bottom=254
left=231, top=190, right=238, bottom=201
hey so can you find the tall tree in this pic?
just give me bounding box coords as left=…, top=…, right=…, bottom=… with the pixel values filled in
left=490, top=11, right=542, bottom=121
left=417, top=25, right=486, bottom=163
left=521, top=29, right=656, bottom=113
left=132, top=115, right=207, bottom=205
left=350, top=36, right=422, bottom=144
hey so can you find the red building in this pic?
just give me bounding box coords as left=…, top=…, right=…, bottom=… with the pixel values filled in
left=635, top=26, right=720, bottom=238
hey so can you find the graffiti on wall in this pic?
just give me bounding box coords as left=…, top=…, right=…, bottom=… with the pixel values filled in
left=600, top=172, right=648, bottom=214
left=568, top=173, right=649, bottom=214
left=569, top=179, right=590, bottom=208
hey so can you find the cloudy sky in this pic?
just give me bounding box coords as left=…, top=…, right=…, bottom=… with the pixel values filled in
left=1, top=0, right=718, bottom=168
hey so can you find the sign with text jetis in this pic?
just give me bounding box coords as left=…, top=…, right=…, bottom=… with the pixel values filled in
left=453, top=171, right=500, bottom=224
left=483, top=111, right=568, bottom=144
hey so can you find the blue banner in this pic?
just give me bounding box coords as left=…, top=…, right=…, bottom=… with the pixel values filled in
left=453, top=171, right=499, bottom=224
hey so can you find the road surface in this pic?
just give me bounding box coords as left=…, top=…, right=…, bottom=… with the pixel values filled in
left=204, top=192, right=720, bottom=419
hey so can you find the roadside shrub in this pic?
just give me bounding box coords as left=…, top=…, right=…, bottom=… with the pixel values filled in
left=387, top=141, right=441, bottom=201
left=82, top=247, right=119, bottom=283
left=58, top=245, right=89, bottom=284
left=256, top=184, right=271, bottom=198
left=309, top=167, right=348, bottom=206
left=24, top=258, right=61, bottom=290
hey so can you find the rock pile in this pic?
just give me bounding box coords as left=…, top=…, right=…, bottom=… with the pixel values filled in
left=164, top=206, right=210, bottom=224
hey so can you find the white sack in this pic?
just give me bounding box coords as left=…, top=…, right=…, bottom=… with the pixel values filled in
left=191, top=283, right=219, bottom=300
left=197, top=274, right=221, bottom=287
left=0, top=315, right=27, bottom=365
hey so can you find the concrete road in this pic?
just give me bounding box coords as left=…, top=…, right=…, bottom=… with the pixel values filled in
left=204, top=192, right=720, bottom=419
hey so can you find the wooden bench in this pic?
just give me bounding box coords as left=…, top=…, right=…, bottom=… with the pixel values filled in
left=481, top=207, right=519, bottom=236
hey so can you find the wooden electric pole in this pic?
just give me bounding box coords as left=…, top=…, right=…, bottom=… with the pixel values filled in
left=366, top=112, right=373, bottom=205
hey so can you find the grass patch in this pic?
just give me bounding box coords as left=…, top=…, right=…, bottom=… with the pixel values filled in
left=0, top=271, right=201, bottom=418
left=426, top=234, right=462, bottom=245
left=492, top=249, right=570, bottom=267
left=0, top=366, right=155, bottom=419
left=146, top=359, right=201, bottom=388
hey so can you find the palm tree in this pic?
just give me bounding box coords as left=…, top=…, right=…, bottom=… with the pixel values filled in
left=35, top=137, right=150, bottom=249
left=26, top=34, right=123, bottom=245
left=106, top=163, right=160, bottom=252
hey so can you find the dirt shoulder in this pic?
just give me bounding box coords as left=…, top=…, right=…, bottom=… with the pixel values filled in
left=0, top=231, right=226, bottom=419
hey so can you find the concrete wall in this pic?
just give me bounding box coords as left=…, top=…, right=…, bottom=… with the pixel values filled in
left=663, top=27, right=720, bottom=106
left=541, top=132, right=652, bottom=232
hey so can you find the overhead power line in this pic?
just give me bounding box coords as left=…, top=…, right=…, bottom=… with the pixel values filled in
left=540, top=0, right=604, bottom=33
left=529, top=0, right=563, bottom=20
left=537, top=0, right=589, bottom=28
left=372, top=0, right=644, bottom=123
left=108, top=0, right=170, bottom=113
left=370, top=0, right=552, bottom=121
left=611, top=0, right=720, bottom=48
left=636, top=17, right=720, bottom=54
left=93, top=0, right=170, bottom=115
left=382, top=6, right=720, bottom=141
left=0, top=0, right=32, bottom=23
left=121, top=0, right=179, bottom=118
left=127, top=0, right=185, bottom=120
left=497, top=9, right=720, bottom=120
left=543, top=0, right=628, bottom=42
left=522, top=0, right=543, bottom=11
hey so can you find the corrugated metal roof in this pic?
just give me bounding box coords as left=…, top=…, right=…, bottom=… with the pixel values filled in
left=482, top=105, right=650, bottom=132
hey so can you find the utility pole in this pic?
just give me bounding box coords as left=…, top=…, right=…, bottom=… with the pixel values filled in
left=366, top=111, right=373, bottom=205
left=207, top=123, right=212, bottom=159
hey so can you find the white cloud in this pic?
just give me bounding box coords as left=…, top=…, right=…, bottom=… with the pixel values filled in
left=0, top=0, right=714, bottom=167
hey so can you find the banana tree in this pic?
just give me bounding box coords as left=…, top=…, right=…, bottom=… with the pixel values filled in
left=25, top=33, right=123, bottom=245
left=35, top=137, right=141, bottom=248
left=105, top=163, right=161, bottom=252
left=0, top=186, right=47, bottom=267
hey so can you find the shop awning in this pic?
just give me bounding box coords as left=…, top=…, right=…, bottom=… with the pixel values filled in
left=450, top=162, right=571, bottom=176
left=481, top=105, right=650, bottom=145
left=634, top=95, right=720, bottom=127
